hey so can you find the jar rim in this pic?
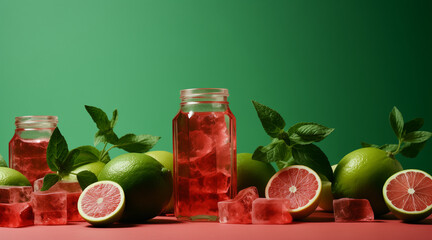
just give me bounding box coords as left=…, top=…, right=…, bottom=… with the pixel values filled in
left=15, top=115, right=58, bottom=124
left=180, top=88, right=229, bottom=98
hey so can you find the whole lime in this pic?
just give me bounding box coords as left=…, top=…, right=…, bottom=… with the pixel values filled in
left=63, top=162, right=107, bottom=181
left=332, top=147, right=403, bottom=216
left=98, top=153, right=173, bottom=222
left=145, top=151, right=174, bottom=213
left=0, top=167, right=31, bottom=186
left=237, top=153, right=276, bottom=197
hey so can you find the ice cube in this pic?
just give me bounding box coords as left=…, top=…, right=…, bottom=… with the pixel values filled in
left=333, top=198, right=374, bottom=222
left=0, top=202, right=34, bottom=227
left=34, top=178, right=82, bottom=193
left=0, top=186, right=33, bottom=203
left=31, top=191, right=67, bottom=225
left=252, top=198, right=292, bottom=224
left=67, top=192, right=84, bottom=222
left=218, top=187, right=259, bottom=224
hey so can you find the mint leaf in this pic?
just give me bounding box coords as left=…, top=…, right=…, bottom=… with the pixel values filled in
left=46, top=128, right=69, bottom=172
left=292, top=144, right=333, bottom=182
left=41, top=173, right=61, bottom=191
left=77, top=170, right=98, bottom=190
left=94, top=129, right=119, bottom=146
left=379, top=144, right=398, bottom=152
left=0, top=154, right=7, bottom=167
left=288, top=122, right=334, bottom=145
left=116, top=134, right=160, bottom=153
left=389, top=106, right=404, bottom=139
left=85, top=105, right=111, bottom=131
left=111, top=109, right=119, bottom=129
left=72, top=146, right=100, bottom=168
left=403, top=131, right=432, bottom=143
left=400, top=142, right=427, bottom=158
left=403, top=118, right=424, bottom=135
left=275, top=154, right=296, bottom=170
left=361, top=142, right=380, bottom=148
left=252, top=139, right=290, bottom=163
left=59, top=149, right=80, bottom=173
left=252, top=101, right=286, bottom=138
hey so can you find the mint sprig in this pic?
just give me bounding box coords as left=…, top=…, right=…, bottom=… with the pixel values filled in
left=362, top=106, right=432, bottom=158
left=85, top=105, right=160, bottom=161
left=252, top=100, right=335, bottom=182
left=0, top=154, right=7, bottom=167
left=42, top=127, right=96, bottom=191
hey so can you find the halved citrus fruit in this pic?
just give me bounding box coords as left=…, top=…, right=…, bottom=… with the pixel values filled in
left=265, top=165, right=322, bottom=219
left=78, top=180, right=125, bottom=226
left=383, top=169, right=432, bottom=222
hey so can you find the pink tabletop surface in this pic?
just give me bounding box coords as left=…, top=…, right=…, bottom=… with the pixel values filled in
left=1, top=211, right=431, bottom=240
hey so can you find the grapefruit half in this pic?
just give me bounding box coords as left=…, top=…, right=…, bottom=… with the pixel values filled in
left=78, top=180, right=125, bottom=226
left=265, top=165, right=322, bottom=219
left=383, top=169, right=432, bottom=222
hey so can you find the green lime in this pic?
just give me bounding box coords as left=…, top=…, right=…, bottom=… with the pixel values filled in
left=98, top=153, right=173, bottom=222
left=237, top=153, right=276, bottom=197
left=0, top=167, right=31, bottom=186
left=145, top=151, right=174, bottom=214
left=332, top=147, right=403, bottom=216
left=64, top=161, right=107, bottom=181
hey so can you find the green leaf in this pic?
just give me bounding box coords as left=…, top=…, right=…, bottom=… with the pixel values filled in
left=403, top=131, right=432, bottom=143
left=77, top=170, right=98, bottom=190
left=59, top=149, right=80, bottom=173
left=252, top=139, right=291, bottom=163
left=389, top=106, right=404, bottom=139
left=46, top=127, right=69, bottom=172
left=0, top=154, right=7, bottom=167
left=85, top=105, right=111, bottom=131
left=111, top=109, right=119, bottom=129
left=94, top=129, right=119, bottom=146
left=275, top=154, right=296, bottom=170
left=379, top=144, right=399, bottom=152
left=292, top=144, right=334, bottom=182
left=361, top=142, right=380, bottom=148
left=116, top=134, right=160, bottom=153
left=403, top=118, right=424, bottom=135
left=41, top=173, right=61, bottom=191
left=72, top=146, right=100, bottom=168
left=400, top=142, right=427, bottom=158
left=288, top=122, right=334, bottom=145
left=252, top=100, right=286, bottom=138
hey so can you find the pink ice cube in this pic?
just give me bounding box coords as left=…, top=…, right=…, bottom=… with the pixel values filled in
left=0, top=186, right=33, bottom=203
left=252, top=198, right=292, bottom=224
left=333, top=198, right=374, bottom=222
left=31, top=191, right=67, bottom=225
left=33, top=178, right=82, bottom=193
left=218, top=187, right=259, bottom=224
left=0, top=202, right=34, bottom=227
left=67, top=192, right=84, bottom=222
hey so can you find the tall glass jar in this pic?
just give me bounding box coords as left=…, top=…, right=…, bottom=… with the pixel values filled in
left=9, top=116, right=58, bottom=185
left=173, top=88, right=237, bottom=221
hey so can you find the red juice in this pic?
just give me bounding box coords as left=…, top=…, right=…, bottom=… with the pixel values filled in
left=173, top=88, right=236, bottom=221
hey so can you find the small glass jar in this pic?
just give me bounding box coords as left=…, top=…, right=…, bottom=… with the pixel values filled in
left=172, top=88, right=237, bottom=221
left=9, top=116, right=58, bottom=185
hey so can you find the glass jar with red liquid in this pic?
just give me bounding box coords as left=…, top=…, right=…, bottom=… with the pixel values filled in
left=173, top=88, right=237, bottom=221
left=9, top=116, right=58, bottom=185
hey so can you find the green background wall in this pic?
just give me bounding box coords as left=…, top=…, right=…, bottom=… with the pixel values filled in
left=1, top=1, right=431, bottom=173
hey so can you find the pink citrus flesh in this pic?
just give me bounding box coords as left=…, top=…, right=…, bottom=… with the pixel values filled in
left=265, top=165, right=322, bottom=219
left=383, top=169, right=432, bottom=222
left=78, top=180, right=125, bottom=226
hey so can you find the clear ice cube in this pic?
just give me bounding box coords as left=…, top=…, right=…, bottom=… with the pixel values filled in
left=333, top=198, right=374, bottom=222
left=31, top=191, right=67, bottom=225
left=252, top=198, right=292, bottom=224
left=218, top=187, right=259, bottom=224
left=0, top=186, right=33, bottom=203
left=0, top=202, right=34, bottom=227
